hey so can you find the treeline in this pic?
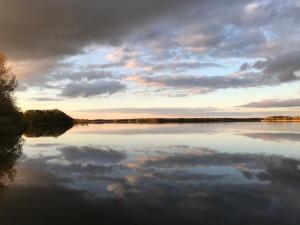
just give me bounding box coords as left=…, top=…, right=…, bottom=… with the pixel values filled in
left=1, top=109, right=74, bottom=135
left=24, top=109, right=74, bottom=125
left=82, top=117, right=263, bottom=124
left=262, top=116, right=300, bottom=122
left=23, top=109, right=74, bottom=137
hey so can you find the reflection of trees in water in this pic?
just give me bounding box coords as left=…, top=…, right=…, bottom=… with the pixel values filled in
left=0, top=123, right=70, bottom=189
left=0, top=135, right=23, bottom=188
left=24, top=123, right=73, bottom=138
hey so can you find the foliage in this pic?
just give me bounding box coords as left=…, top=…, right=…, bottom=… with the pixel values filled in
left=0, top=54, right=18, bottom=113
left=0, top=54, right=24, bottom=134
left=24, top=109, right=74, bottom=125
left=263, top=116, right=300, bottom=122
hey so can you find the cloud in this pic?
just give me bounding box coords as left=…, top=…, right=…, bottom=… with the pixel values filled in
left=253, top=60, right=267, bottom=70
left=17, top=67, right=126, bottom=98
left=240, top=98, right=300, bottom=108
left=31, top=143, right=61, bottom=148
left=240, top=60, right=267, bottom=71
left=60, top=80, right=126, bottom=98
left=128, top=72, right=261, bottom=95
left=16, top=141, right=300, bottom=225
left=97, top=45, right=223, bottom=73
left=3, top=0, right=300, bottom=100
left=127, top=49, right=300, bottom=95
left=263, top=50, right=300, bottom=82
left=10, top=58, right=64, bottom=80
left=77, top=107, right=299, bottom=118
left=51, top=70, right=114, bottom=82
left=1, top=0, right=298, bottom=62
left=0, top=0, right=198, bottom=60
left=138, top=152, right=266, bottom=169
left=242, top=132, right=300, bottom=143
left=240, top=63, right=250, bottom=71
left=145, top=62, right=223, bottom=74
left=58, top=146, right=126, bottom=164
left=78, top=107, right=218, bottom=116
left=31, top=97, right=63, bottom=102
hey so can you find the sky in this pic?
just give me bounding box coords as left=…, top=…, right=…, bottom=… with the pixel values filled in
left=1, top=0, right=300, bottom=119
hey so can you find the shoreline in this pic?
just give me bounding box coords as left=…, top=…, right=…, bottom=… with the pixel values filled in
left=75, top=117, right=300, bottom=124
left=75, top=118, right=263, bottom=124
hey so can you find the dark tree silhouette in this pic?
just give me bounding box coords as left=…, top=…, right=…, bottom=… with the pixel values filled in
left=0, top=54, right=24, bottom=133
left=0, top=54, right=18, bottom=112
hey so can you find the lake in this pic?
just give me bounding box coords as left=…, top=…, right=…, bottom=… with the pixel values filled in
left=1, top=122, right=300, bottom=225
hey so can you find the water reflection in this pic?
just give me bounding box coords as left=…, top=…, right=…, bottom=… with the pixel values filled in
left=0, top=123, right=300, bottom=225
left=24, top=123, right=73, bottom=137
left=242, top=132, right=300, bottom=143
left=0, top=134, right=23, bottom=189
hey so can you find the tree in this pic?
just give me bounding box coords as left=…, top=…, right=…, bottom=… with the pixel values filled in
left=0, top=54, right=24, bottom=133
left=0, top=54, right=19, bottom=114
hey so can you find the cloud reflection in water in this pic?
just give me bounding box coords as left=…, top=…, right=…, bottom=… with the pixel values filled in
left=1, top=123, right=300, bottom=225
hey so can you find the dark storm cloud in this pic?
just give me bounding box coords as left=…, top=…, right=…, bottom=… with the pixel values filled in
left=60, top=80, right=126, bottom=97
left=0, top=0, right=199, bottom=60
left=240, top=98, right=300, bottom=108
left=0, top=0, right=277, bottom=60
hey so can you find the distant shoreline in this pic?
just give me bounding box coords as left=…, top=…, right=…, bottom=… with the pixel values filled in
left=75, top=118, right=263, bottom=124
left=262, top=119, right=300, bottom=122
left=262, top=116, right=300, bottom=122
left=75, top=116, right=300, bottom=124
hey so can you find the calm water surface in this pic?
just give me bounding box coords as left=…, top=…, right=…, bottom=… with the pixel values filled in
left=1, top=122, right=300, bottom=225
